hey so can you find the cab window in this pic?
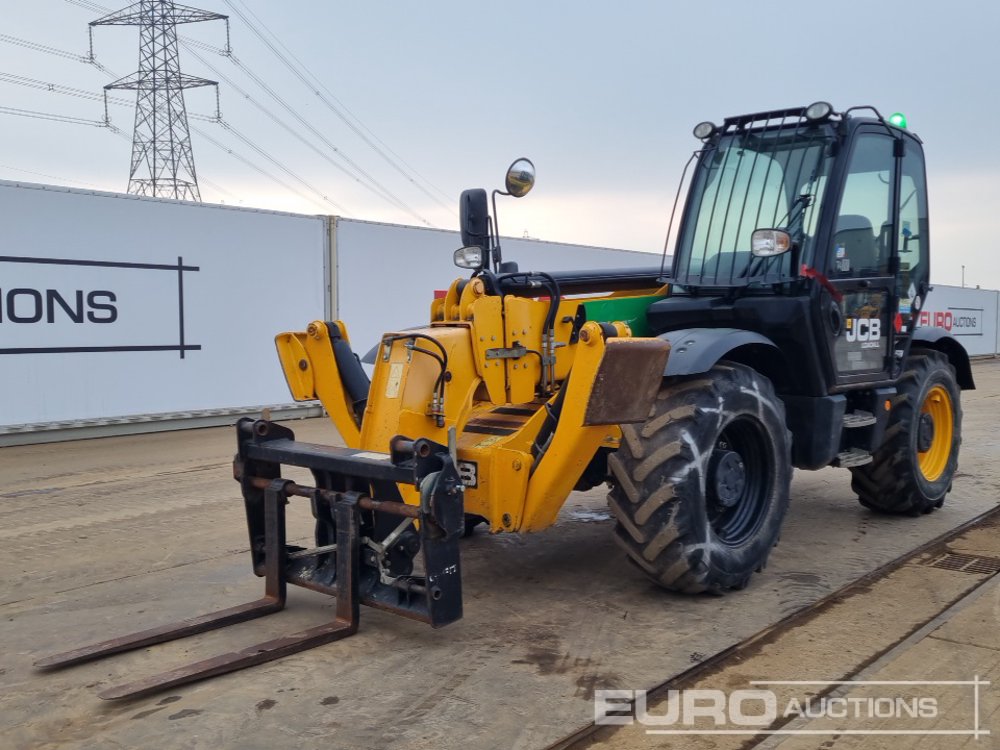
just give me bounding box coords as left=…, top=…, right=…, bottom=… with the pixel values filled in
left=830, top=134, right=894, bottom=277
left=897, top=142, right=929, bottom=301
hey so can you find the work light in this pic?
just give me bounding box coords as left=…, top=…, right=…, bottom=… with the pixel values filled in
left=693, top=121, right=717, bottom=140
left=454, top=246, right=484, bottom=269
left=805, top=101, right=834, bottom=122
left=751, top=229, right=792, bottom=257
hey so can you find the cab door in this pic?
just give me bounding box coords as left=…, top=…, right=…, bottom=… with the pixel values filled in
left=893, top=137, right=931, bottom=357
left=823, top=129, right=898, bottom=386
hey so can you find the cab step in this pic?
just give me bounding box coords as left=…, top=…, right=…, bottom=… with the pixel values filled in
left=836, top=448, right=873, bottom=468
left=842, top=410, right=877, bottom=428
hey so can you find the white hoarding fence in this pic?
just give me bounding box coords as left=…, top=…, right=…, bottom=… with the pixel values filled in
left=2, top=180, right=996, bottom=446
left=0, top=181, right=329, bottom=442
left=920, top=284, right=1000, bottom=357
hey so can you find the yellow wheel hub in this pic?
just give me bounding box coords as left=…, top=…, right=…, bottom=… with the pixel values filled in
left=917, top=385, right=953, bottom=482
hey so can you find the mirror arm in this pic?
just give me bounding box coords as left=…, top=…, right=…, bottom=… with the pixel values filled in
left=458, top=159, right=533, bottom=273
left=490, top=188, right=507, bottom=272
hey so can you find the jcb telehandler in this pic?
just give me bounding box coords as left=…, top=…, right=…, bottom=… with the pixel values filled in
left=39, top=102, right=972, bottom=700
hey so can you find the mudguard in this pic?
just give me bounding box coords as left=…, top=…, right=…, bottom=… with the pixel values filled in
left=911, top=326, right=975, bottom=389
left=657, top=327, right=779, bottom=376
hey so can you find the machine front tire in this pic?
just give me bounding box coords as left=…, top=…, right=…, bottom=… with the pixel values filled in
left=851, top=349, right=961, bottom=515
left=607, top=362, right=792, bottom=594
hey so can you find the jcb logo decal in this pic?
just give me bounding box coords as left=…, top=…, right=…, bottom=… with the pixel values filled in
left=845, top=318, right=881, bottom=345
left=457, top=460, right=478, bottom=488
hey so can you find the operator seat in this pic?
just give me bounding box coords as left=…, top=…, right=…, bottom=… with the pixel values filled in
left=832, top=214, right=881, bottom=275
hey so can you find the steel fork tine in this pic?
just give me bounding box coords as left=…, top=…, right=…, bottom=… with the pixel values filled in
left=95, top=492, right=361, bottom=700
left=35, top=479, right=291, bottom=671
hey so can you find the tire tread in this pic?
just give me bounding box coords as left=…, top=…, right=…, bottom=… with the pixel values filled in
left=850, top=350, right=961, bottom=515
left=607, top=363, right=791, bottom=594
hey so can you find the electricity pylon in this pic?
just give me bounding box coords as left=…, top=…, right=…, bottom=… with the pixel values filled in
left=91, top=1, right=228, bottom=201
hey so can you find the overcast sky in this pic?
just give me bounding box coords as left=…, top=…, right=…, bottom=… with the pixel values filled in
left=2, top=0, right=999, bottom=289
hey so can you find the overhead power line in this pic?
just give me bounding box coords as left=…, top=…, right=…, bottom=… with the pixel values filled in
left=71, top=0, right=437, bottom=223
left=0, top=124, right=233, bottom=200
left=2, top=20, right=341, bottom=213
left=214, top=118, right=350, bottom=213
left=67, top=0, right=381, bottom=218
left=223, top=49, right=433, bottom=226
left=0, top=162, right=104, bottom=189
left=0, top=70, right=216, bottom=121
left=0, top=65, right=334, bottom=214
left=0, top=105, right=106, bottom=127
left=182, top=45, right=386, bottom=213
left=22, top=2, right=437, bottom=219
left=0, top=71, right=107, bottom=102
left=190, top=40, right=435, bottom=226
left=0, top=32, right=87, bottom=64
left=19, top=107, right=332, bottom=213
left=224, top=0, right=456, bottom=215
left=101, top=108, right=322, bottom=210
left=64, top=0, right=107, bottom=12
left=189, top=124, right=337, bottom=212
left=0, top=32, right=115, bottom=76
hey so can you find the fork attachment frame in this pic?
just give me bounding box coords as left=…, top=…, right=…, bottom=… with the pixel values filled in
left=35, top=418, right=465, bottom=700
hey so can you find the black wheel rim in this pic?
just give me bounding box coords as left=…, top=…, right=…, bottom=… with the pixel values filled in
left=706, top=416, right=773, bottom=546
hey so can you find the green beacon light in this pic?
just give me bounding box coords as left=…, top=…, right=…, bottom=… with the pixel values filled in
left=888, top=112, right=908, bottom=129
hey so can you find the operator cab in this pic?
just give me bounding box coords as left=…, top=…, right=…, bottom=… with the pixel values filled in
left=651, top=102, right=931, bottom=394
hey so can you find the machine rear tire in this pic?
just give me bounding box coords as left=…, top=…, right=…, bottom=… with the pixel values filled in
left=851, top=349, right=961, bottom=515
left=607, top=362, right=792, bottom=594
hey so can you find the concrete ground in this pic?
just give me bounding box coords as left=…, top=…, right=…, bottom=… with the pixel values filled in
left=764, top=575, right=999, bottom=750
left=1, top=360, right=998, bottom=750
left=579, top=498, right=1000, bottom=750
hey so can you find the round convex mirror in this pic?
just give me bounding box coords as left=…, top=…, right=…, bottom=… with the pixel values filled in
left=505, top=158, right=536, bottom=198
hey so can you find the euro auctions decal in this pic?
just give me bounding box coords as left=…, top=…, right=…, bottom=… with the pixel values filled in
left=594, top=677, right=991, bottom=739
left=0, top=254, right=200, bottom=358
left=919, top=308, right=983, bottom=336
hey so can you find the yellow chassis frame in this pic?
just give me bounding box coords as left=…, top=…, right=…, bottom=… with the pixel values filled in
left=275, top=277, right=668, bottom=533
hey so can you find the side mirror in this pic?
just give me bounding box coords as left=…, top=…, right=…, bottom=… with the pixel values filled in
left=751, top=229, right=792, bottom=257
left=459, top=188, right=489, bottom=256
left=504, top=158, right=535, bottom=198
